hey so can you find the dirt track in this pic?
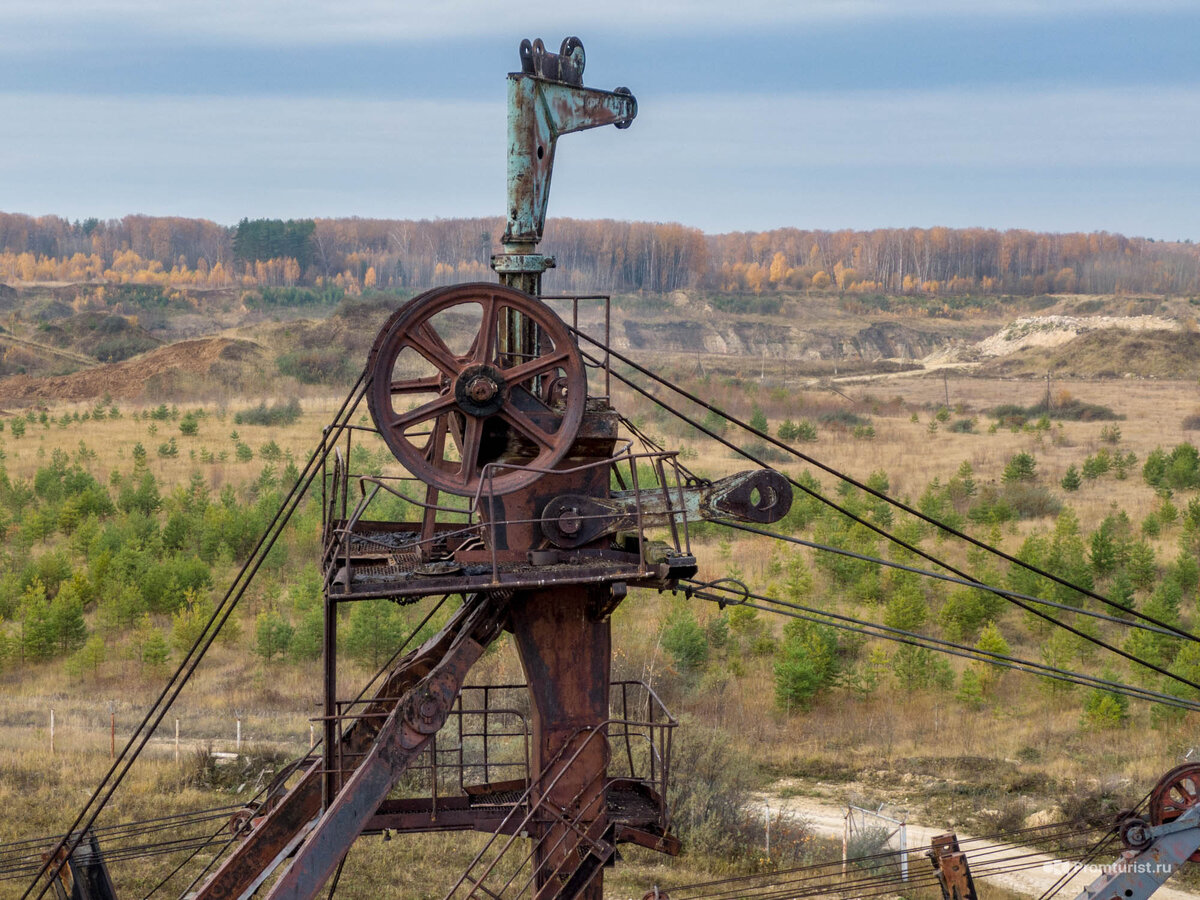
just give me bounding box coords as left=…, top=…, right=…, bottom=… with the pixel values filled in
left=763, top=792, right=1200, bottom=900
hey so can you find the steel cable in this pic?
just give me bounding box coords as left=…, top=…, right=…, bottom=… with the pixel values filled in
left=572, top=329, right=1197, bottom=645
left=685, top=581, right=1200, bottom=711
left=577, top=342, right=1200, bottom=695
left=715, top=519, right=1181, bottom=638
left=25, top=371, right=370, bottom=900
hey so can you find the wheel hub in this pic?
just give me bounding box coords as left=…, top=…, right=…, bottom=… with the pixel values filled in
left=455, top=364, right=508, bottom=416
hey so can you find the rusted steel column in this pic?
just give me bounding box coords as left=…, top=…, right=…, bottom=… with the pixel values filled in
left=322, top=592, right=338, bottom=808
left=510, top=586, right=611, bottom=900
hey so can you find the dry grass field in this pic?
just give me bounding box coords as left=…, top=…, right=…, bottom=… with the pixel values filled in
left=3, top=336, right=1200, bottom=896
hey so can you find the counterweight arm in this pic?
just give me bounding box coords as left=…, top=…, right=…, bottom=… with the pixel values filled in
left=1074, top=806, right=1200, bottom=900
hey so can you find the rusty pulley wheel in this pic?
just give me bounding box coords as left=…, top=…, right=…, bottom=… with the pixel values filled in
left=367, top=283, right=586, bottom=496
left=1148, top=763, right=1200, bottom=861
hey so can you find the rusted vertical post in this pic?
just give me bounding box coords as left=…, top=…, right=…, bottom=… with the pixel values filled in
left=323, top=593, right=338, bottom=809
left=510, top=585, right=612, bottom=900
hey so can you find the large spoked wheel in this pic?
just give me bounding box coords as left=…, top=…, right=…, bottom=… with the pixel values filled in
left=366, top=283, right=586, bottom=496
left=1149, top=763, right=1200, bottom=861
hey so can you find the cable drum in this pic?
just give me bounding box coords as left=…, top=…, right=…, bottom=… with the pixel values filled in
left=366, top=283, right=587, bottom=496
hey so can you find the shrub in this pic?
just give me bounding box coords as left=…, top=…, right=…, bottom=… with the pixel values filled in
left=277, top=349, right=356, bottom=385
left=846, top=825, right=895, bottom=871
left=234, top=399, right=303, bottom=427
left=734, top=440, right=790, bottom=464
left=1144, top=443, right=1200, bottom=491
left=956, top=668, right=985, bottom=708
left=819, top=410, right=868, bottom=429
left=1002, top=451, right=1037, bottom=483
left=774, top=617, right=840, bottom=711
left=989, top=399, right=1121, bottom=424
left=179, top=415, right=199, bottom=436
left=749, top=405, right=768, bottom=433
left=1081, top=676, right=1130, bottom=730
left=661, top=606, right=708, bottom=672
left=254, top=607, right=294, bottom=662
left=1003, top=483, right=1062, bottom=519
left=1061, top=465, right=1081, bottom=492
left=701, top=408, right=728, bottom=436
left=667, top=726, right=757, bottom=860
left=781, top=418, right=819, bottom=442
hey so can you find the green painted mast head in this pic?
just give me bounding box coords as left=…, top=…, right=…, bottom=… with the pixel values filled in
left=491, top=37, right=637, bottom=296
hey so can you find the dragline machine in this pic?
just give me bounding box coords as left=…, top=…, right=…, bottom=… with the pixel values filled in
left=181, top=35, right=789, bottom=900
left=32, top=36, right=1200, bottom=900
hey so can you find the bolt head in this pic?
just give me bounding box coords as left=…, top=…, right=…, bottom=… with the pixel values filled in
left=559, top=508, right=581, bottom=535
left=466, top=376, right=498, bottom=403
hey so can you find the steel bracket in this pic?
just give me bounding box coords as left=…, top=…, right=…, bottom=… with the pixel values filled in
left=495, top=36, right=637, bottom=274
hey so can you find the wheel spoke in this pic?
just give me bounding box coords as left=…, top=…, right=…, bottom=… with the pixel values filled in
left=406, top=321, right=461, bottom=377
left=392, top=393, right=456, bottom=432
left=423, top=415, right=449, bottom=463
left=390, top=375, right=444, bottom=395
left=499, top=402, right=553, bottom=451
left=457, top=415, right=483, bottom=483
left=470, top=296, right=502, bottom=365
left=503, top=348, right=572, bottom=387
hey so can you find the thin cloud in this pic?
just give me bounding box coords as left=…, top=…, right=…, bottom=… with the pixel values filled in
left=0, top=0, right=1192, bottom=48
left=635, top=87, right=1200, bottom=168
left=2, top=86, right=1196, bottom=239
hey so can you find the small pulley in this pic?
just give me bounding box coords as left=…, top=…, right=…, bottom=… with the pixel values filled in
left=1148, top=763, right=1200, bottom=861
left=366, top=282, right=586, bottom=496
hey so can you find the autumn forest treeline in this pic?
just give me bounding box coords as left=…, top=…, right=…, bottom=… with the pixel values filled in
left=1, top=211, right=1198, bottom=297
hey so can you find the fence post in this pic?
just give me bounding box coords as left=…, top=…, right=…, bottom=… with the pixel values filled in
left=175, top=718, right=180, bottom=764
left=842, top=808, right=849, bottom=875
left=109, top=701, right=115, bottom=760
left=50, top=708, right=55, bottom=755
left=764, top=801, right=770, bottom=856
left=900, top=821, right=908, bottom=881
left=236, top=712, right=242, bottom=752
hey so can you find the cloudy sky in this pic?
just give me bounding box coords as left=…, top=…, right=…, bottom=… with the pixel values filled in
left=2, top=1, right=1198, bottom=239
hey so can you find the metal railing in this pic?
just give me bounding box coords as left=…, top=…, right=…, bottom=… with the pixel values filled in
left=321, top=429, right=693, bottom=594
left=319, top=681, right=674, bottom=831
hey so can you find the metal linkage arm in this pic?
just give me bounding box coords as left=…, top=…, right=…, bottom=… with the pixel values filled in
left=541, top=470, right=792, bottom=548
left=1075, top=806, right=1200, bottom=900
left=262, top=596, right=508, bottom=899
left=500, top=37, right=637, bottom=252
left=191, top=595, right=508, bottom=900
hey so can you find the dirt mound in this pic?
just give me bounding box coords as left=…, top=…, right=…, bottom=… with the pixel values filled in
left=974, top=314, right=1176, bottom=358
left=0, top=337, right=265, bottom=403
left=981, top=328, right=1200, bottom=378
